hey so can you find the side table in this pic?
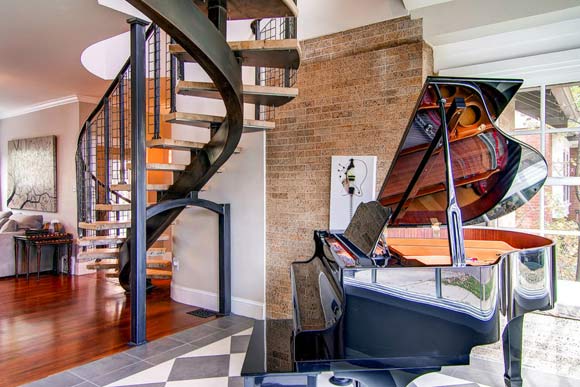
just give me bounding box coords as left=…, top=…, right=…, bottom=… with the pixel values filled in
left=14, top=233, right=74, bottom=280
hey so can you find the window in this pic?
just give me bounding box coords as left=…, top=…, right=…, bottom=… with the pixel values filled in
left=490, top=81, right=580, bottom=282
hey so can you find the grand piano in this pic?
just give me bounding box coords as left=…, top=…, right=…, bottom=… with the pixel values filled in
left=242, top=76, right=557, bottom=387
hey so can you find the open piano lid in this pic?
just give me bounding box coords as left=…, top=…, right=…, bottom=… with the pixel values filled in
left=378, top=76, right=548, bottom=227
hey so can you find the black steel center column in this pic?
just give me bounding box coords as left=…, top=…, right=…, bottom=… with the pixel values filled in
left=208, top=0, right=231, bottom=316
left=219, top=204, right=231, bottom=315
left=129, top=17, right=149, bottom=346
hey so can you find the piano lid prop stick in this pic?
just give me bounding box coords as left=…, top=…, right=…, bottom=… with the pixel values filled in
left=434, top=85, right=467, bottom=267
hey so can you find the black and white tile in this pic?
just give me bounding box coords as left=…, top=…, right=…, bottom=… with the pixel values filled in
left=104, top=328, right=252, bottom=387
left=22, top=313, right=580, bottom=387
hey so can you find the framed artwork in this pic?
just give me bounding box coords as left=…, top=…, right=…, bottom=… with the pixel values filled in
left=7, top=135, right=57, bottom=212
left=329, top=155, right=377, bottom=231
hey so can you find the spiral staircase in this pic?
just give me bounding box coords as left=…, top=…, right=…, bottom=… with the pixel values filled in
left=75, top=0, right=300, bottom=306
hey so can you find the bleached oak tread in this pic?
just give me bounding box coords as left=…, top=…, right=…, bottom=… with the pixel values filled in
left=165, top=111, right=273, bottom=134
left=87, top=259, right=119, bottom=270
left=147, top=248, right=166, bottom=256
left=79, top=221, right=131, bottom=231
left=105, top=268, right=172, bottom=279
left=169, top=39, right=300, bottom=69
left=95, top=204, right=131, bottom=211
left=78, top=235, right=126, bottom=247
left=127, top=162, right=188, bottom=171
left=176, top=81, right=298, bottom=107
left=78, top=248, right=119, bottom=262
left=145, top=259, right=172, bottom=269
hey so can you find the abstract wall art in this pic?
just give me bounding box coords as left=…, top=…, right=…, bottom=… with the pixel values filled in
left=7, top=135, right=57, bottom=212
left=329, top=155, right=376, bottom=231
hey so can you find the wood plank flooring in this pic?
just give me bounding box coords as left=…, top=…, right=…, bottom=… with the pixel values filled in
left=0, top=273, right=214, bottom=387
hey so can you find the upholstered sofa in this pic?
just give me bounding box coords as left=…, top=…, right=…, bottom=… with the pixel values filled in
left=0, top=211, right=46, bottom=277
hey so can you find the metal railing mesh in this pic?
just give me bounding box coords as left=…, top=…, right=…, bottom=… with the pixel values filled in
left=255, top=16, right=298, bottom=121
left=76, top=26, right=158, bottom=241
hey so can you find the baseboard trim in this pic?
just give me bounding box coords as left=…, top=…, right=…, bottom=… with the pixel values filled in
left=171, top=283, right=264, bottom=320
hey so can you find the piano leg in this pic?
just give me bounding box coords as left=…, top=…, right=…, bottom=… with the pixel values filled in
left=502, top=315, right=524, bottom=387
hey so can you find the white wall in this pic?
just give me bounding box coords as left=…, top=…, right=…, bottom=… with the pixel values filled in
left=170, top=20, right=266, bottom=319
left=298, top=0, right=407, bottom=40
left=0, top=102, right=87, bottom=238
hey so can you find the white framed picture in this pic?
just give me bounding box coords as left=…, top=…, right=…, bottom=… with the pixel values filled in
left=329, top=155, right=377, bottom=231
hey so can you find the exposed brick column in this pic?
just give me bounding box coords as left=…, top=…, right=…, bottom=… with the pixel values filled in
left=266, top=17, right=434, bottom=318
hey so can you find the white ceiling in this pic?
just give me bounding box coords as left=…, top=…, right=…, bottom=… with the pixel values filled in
left=2, top=0, right=579, bottom=118
left=409, top=0, right=580, bottom=76
left=0, top=0, right=129, bottom=116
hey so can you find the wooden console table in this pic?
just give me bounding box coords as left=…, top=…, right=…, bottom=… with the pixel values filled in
left=14, top=233, right=74, bottom=280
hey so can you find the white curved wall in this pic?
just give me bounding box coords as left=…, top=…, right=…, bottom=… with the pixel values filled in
left=81, top=32, right=129, bottom=80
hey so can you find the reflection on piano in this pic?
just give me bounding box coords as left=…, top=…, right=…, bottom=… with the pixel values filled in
left=242, top=77, right=556, bottom=387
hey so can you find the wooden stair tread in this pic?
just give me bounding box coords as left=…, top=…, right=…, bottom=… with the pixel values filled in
left=105, top=268, right=172, bottom=279
left=79, top=221, right=131, bottom=230
left=87, top=259, right=119, bottom=270
left=146, top=258, right=172, bottom=269
left=147, top=138, right=206, bottom=151
left=169, top=39, right=300, bottom=69
left=78, top=235, right=126, bottom=247
left=78, top=248, right=120, bottom=262
left=192, top=0, right=297, bottom=20
left=111, top=184, right=208, bottom=192
left=165, top=111, right=274, bottom=134
left=111, top=184, right=176, bottom=191
left=127, top=162, right=188, bottom=171
left=157, top=234, right=170, bottom=242
left=110, top=184, right=131, bottom=191
left=95, top=204, right=131, bottom=211
left=147, top=248, right=166, bottom=256
left=145, top=268, right=173, bottom=279
left=176, top=81, right=298, bottom=107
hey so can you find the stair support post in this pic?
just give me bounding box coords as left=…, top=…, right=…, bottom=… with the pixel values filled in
left=208, top=0, right=227, bottom=37
left=129, top=17, right=149, bottom=346
left=103, top=97, right=111, bottom=204
left=169, top=37, right=177, bottom=113
left=253, top=19, right=261, bottom=121
left=119, top=73, right=127, bottom=184
left=218, top=203, right=231, bottom=315
left=153, top=25, right=161, bottom=139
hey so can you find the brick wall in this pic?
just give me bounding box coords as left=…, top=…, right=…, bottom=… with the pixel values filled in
left=265, top=17, right=433, bottom=318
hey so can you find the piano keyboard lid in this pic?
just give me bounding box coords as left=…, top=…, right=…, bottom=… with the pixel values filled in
left=377, top=76, right=548, bottom=227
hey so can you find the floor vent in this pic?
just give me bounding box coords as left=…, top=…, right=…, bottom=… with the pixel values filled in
left=187, top=309, right=217, bottom=318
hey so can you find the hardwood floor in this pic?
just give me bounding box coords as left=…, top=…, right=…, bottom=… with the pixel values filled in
left=0, top=273, right=214, bottom=387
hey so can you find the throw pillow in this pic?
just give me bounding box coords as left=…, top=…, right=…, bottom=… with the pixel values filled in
left=0, top=210, right=12, bottom=219
left=0, top=219, right=18, bottom=233
left=9, top=214, right=43, bottom=230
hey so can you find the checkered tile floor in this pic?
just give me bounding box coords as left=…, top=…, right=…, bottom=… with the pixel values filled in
left=22, top=314, right=578, bottom=387
left=105, top=328, right=252, bottom=387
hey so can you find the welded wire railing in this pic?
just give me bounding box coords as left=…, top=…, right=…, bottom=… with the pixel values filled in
left=254, top=15, right=297, bottom=121
left=76, top=25, right=158, bottom=239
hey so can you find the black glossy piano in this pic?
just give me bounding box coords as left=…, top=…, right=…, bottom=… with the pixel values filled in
left=242, top=76, right=557, bottom=387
